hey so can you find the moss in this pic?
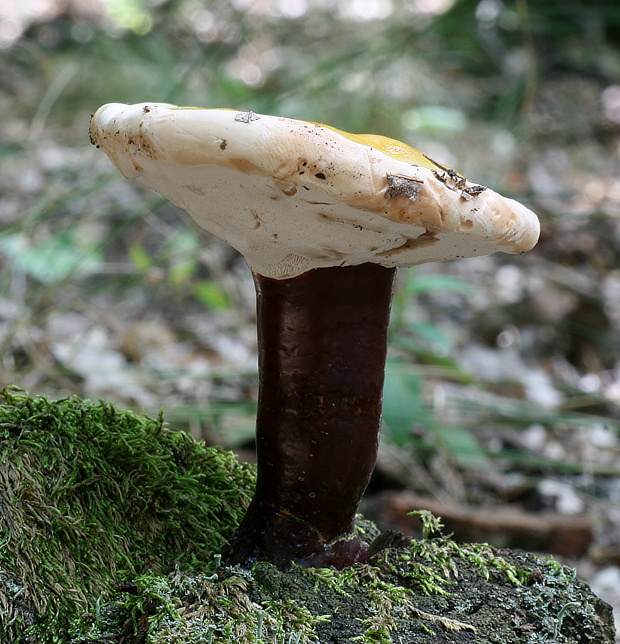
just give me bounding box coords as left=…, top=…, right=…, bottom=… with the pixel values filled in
left=0, top=388, right=255, bottom=642
left=66, top=544, right=616, bottom=644
left=0, top=389, right=615, bottom=644
left=66, top=521, right=616, bottom=643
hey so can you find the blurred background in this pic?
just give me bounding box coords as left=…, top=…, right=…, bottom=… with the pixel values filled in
left=1, top=0, right=620, bottom=633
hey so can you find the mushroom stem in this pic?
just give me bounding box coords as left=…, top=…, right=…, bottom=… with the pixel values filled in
left=224, top=263, right=396, bottom=569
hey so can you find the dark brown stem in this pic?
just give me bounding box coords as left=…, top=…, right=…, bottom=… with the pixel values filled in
left=223, top=263, right=396, bottom=569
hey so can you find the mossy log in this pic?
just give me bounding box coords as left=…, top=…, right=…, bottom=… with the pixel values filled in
left=0, top=389, right=615, bottom=643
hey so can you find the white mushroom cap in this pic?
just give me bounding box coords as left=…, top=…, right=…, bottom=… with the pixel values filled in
left=90, top=102, right=540, bottom=279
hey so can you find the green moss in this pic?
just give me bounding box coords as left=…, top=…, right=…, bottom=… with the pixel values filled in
left=0, top=388, right=255, bottom=642
left=398, top=511, right=529, bottom=590
left=66, top=539, right=615, bottom=644
left=0, top=389, right=614, bottom=644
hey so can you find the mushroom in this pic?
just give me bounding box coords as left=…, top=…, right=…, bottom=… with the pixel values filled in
left=90, top=103, right=540, bottom=569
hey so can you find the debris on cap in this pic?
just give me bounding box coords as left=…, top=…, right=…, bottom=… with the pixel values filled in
left=90, top=103, right=540, bottom=279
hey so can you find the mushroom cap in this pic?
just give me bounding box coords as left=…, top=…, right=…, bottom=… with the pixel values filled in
left=90, top=103, right=540, bottom=279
